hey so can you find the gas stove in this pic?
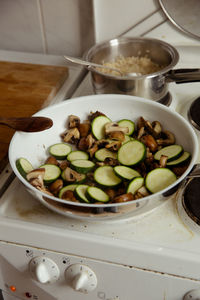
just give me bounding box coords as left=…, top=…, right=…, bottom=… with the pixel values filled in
left=1, top=20, right=200, bottom=300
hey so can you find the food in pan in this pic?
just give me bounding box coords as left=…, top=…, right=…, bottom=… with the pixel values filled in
left=97, top=55, right=163, bottom=76
left=16, top=111, right=191, bottom=204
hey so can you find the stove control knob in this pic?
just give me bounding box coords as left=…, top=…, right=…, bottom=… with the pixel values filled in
left=183, top=289, right=200, bottom=299
left=29, top=256, right=60, bottom=284
left=65, top=264, right=97, bottom=293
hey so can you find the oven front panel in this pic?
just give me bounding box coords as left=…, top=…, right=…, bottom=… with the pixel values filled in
left=0, top=241, right=200, bottom=300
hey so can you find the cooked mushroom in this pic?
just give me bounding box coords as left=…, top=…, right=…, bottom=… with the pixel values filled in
left=59, top=160, right=70, bottom=170
left=49, top=179, right=63, bottom=195
left=78, top=122, right=91, bottom=137
left=61, top=190, right=78, bottom=202
left=96, top=157, right=119, bottom=167
left=88, top=111, right=105, bottom=122
left=137, top=126, right=145, bottom=139
left=68, top=115, right=80, bottom=128
left=140, top=134, right=158, bottom=152
left=151, top=121, right=162, bottom=138
left=157, top=130, right=175, bottom=146
left=62, top=128, right=80, bottom=144
left=87, top=143, right=98, bottom=158
left=137, top=186, right=149, bottom=197
left=86, top=134, right=96, bottom=148
left=105, top=122, right=129, bottom=135
left=114, top=193, right=134, bottom=203
left=63, top=167, right=82, bottom=182
left=159, top=155, right=168, bottom=168
left=105, top=140, right=121, bottom=151
left=45, top=156, right=59, bottom=166
left=27, top=168, right=45, bottom=188
left=106, top=131, right=125, bottom=141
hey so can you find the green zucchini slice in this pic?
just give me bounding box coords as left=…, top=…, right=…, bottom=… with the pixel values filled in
left=71, top=159, right=95, bottom=174
left=114, top=166, right=140, bottom=180
left=16, top=158, right=33, bottom=178
left=145, top=168, right=177, bottom=193
left=95, top=148, right=117, bottom=161
left=94, top=166, right=121, bottom=187
left=67, top=150, right=89, bottom=162
left=118, top=140, right=146, bottom=166
left=58, top=184, right=78, bottom=198
left=75, top=184, right=90, bottom=203
left=49, top=143, right=72, bottom=160
left=127, top=177, right=144, bottom=195
left=154, top=145, right=183, bottom=162
left=167, top=151, right=191, bottom=166
left=91, top=115, right=111, bottom=140
left=86, top=186, right=109, bottom=203
left=118, top=119, right=135, bottom=136
left=40, top=164, right=61, bottom=184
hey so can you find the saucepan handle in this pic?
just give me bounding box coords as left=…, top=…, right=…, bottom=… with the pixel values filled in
left=166, top=68, right=200, bottom=84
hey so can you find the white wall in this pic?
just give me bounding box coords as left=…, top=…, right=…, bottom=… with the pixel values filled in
left=92, top=0, right=160, bottom=42
left=0, top=0, right=160, bottom=56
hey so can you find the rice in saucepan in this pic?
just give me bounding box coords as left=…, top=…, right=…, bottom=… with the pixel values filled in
left=98, top=55, right=163, bottom=76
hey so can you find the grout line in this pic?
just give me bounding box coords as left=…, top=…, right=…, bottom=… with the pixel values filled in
left=117, top=9, right=160, bottom=37
left=36, top=0, right=48, bottom=54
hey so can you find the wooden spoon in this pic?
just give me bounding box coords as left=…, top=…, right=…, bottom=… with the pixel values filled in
left=0, top=116, right=53, bottom=132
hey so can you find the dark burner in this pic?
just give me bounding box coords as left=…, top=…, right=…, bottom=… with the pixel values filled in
left=158, top=92, right=172, bottom=107
left=188, top=97, right=200, bottom=131
left=183, top=178, right=200, bottom=225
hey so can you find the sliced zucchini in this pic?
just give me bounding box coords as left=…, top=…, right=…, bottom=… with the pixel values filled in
left=86, top=186, right=109, bottom=203
left=167, top=151, right=191, bottom=166
left=118, top=119, right=135, bottom=136
left=114, top=166, right=140, bottom=180
left=58, top=184, right=78, bottom=198
left=94, top=148, right=117, bottom=161
left=118, top=140, right=146, bottom=166
left=154, top=145, right=183, bottom=162
left=61, top=169, right=86, bottom=183
left=40, top=164, right=61, bottom=184
left=127, top=177, right=144, bottom=195
left=145, top=168, right=177, bottom=193
left=94, top=166, right=121, bottom=187
left=49, top=143, right=72, bottom=160
left=67, top=150, right=89, bottom=162
left=75, top=184, right=90, bottom=203
left=16, top=158, right=33, bottom=178
left=122, top=135, right=134, bottom=144
left=71, top=159, right=95, bottom=174
left=91, top=115, right=111, bottom=140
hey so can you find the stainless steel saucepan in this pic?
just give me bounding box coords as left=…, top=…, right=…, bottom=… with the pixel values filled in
left=85, top=37, right=200, bottom=103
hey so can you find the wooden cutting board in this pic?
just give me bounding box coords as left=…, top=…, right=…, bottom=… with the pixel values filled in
left=0, top=61, right=68, bottom=171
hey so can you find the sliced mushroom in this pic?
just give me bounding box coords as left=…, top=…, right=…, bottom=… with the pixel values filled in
left=62, top=128, right=80, bottom=144
left=140, top=134, right=158, bottom=152
left=86, top=134, right=96, bottom=148
left=159, top=155, right=168, bottom=168
left=151, top=121, right=162, bottom=138
left=96, top=157, right=119, bottom=167
left=87, top=143, right=98, bottom=158
left=49, top=179, right=63, bottom=195
left=157, top=130, right=175, bottom=146
left=63, top=167, right=82, bottom=182
left=61, top=190, right=78, bottom=202
left=137, top=126, right=145, bottom=139
left=27, top=168, right=45, bottom=188
left=59, top=160, right=70, bottom=170
left=105, top=122, right=129, bottom=135
left=88, top=111, right=105, bottom=122
left=137, top=186, right=149, bottom=197
left=68, top=115, right=80, bottom=128
left=45, top=156, right=59, bottom=166
left=78, top=122, right=91, bottom=137
left=114, top=193, right=134, bottom=203
left=107, top=131, right=125, bottom=141
left=105, top=140, right=121, bottom=151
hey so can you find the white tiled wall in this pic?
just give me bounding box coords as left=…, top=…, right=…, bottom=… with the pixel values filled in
left=0, top=0, right=166, bottom=56
left=0, top=0, right=94, bottom=56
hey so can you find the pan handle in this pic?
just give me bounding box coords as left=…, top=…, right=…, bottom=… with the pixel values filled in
left=166, top=68, right=200, bottom=84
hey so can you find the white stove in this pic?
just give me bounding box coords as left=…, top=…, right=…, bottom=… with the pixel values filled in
left=1, top=15, right=200, bottom=300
